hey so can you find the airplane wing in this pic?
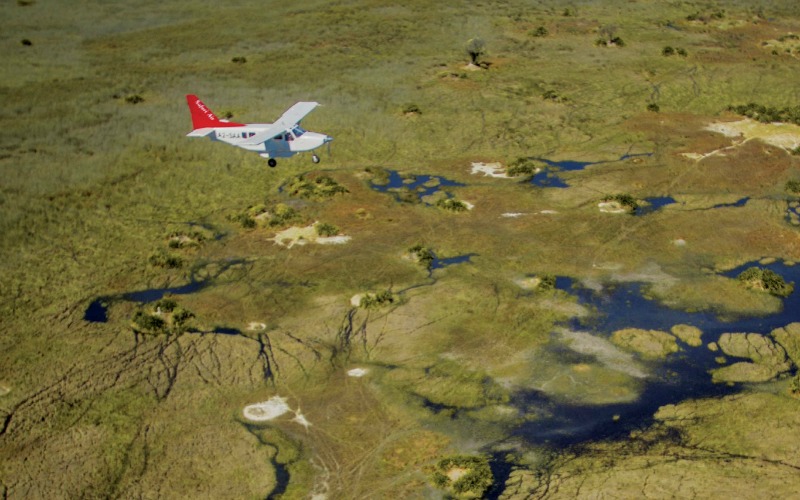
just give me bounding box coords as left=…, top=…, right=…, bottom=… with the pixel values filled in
left=241, top=102, right=319, bottom=145
left=276, top=101, right=319, bottom=128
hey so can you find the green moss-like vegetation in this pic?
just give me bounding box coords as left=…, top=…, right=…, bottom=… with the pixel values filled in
left=786, top=180, right=800, bottom=194
left=431, top=455, right=494, bottom=498
left=737, top=267, right=794, bottom=297
left=284, top=175, right=348, bottom=199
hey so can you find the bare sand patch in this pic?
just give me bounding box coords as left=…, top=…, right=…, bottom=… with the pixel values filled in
left=705, top=118, right=800, bottom=151
left=598, top=201, right=627, bottom=213
left=0, top=382, right=10, bottom=396
left=347, top=368, right=368, bottom=377
left=471, top=162, right=510, bottom=178
left=270, top=223, right=351, bottom=248
left=243, top=396, right=291, bottom=421
left=246, top=322, right=266, bottom=331
left=501, top=212, right=526, bottom=218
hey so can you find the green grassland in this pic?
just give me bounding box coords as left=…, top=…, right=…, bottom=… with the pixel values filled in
left=3, top=0, right=800, bottom=497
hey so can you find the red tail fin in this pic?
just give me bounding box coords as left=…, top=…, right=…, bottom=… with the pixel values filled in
left=186, top=95, right=244, bottom=129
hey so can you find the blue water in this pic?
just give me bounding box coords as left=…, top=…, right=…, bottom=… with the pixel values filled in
left=530, top=153, right=653, bottom=188
left=430, top=253, right=478, bottom=270
left=370, top=170, right=464, bottom=203
left=514, top=261, right=800, bottom=446
left=711, top=197, right=749, bottom=209
left=636, top=196, right=677, bottom=216
left=84, top=280, right=208, bottom=323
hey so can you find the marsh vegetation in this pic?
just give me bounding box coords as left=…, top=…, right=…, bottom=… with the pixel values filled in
left=3, top=0, right=800, bottom=498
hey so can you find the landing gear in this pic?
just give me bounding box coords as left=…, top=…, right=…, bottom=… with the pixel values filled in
left=267, top=158, right=277, bottom=168
left=312, top=154, right=320, bottom=164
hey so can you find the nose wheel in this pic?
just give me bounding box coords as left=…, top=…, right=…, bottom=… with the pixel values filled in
left=267, top=158, right=277, bottom=168
left=312, top=154, right=320, bottom=164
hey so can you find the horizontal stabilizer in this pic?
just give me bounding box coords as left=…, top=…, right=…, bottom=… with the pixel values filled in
left=186, top=127, right=216, bottom=137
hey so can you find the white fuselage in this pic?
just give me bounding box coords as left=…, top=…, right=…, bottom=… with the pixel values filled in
left=212, top=124, right=330, bottom=158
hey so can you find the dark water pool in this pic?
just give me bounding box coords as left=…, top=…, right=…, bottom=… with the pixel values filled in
left=530, top=153, right=653, bottom=188
left=370, top=170, right=464, bottom=203
left=513, top=261, right=800, bottom=447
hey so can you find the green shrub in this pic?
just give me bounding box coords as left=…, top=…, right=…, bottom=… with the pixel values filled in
left=154, top=298, right=177, bottom=312
left=132, top=310, right=166, bottom=332
left=676, top=47, right=687, bottom=56
left=786, top=180, right=800, bottom=193
left=466, top=37, right=486, bottom=65
left=409, top=245, right=435, bottom=269
left=148, top=249, right=183, bottom=268
left=437, top=198, right=468, bottom=212
left=231, top=56, right=247, bottom=64
left=360, top=290, right=396, bottom=308
left=402, top=103, right=421, bottom=115
left=316, top=222, right=340, bottom=236
left=662, top=46, right=675, bottom=56
left=285, top=175, right=348, bottom=199
left=737, top=267, right=794, bottom=297
left=431, top=455, right=494, bottom=498
left=531, top=26, right=548, bottom=37
left=507, top=157, right=538, bottom=177
left=21, top=38, right=32, bottom=46
left=603, top=194, right=639, bottom=211
left=647, top=103, right=660, bottom=112
left=727, top=103, right=800, bottom=126
left=125, top=94, right=144, bottom=105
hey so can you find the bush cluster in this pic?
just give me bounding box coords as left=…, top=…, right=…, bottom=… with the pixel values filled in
left=437, top=198, right=468, bottom=212
left=507, top=157, right=538, bottom=177
left=360, top=290, right=395, bottom=308
left=409, top=245, right=435, bottom=269
left=786, top=180, right=800, bottom=193
left=148, top=249, right=183, bottom=268
left=727, top=103, right=800, bottom=125
left=285, top=175, right=348, bottom=199
left=662, top=46, right=687, bottom=56
left=542, top=90, right=568, bottom=103
left=315, top=222, right=339, bottom=237
left=531, top=26, right=548, bottom=37
left=430, top=455, right=494, bottom=497
left=603, top=193, right=639, bottom=211
left=737, top=267, right=794, bottom=297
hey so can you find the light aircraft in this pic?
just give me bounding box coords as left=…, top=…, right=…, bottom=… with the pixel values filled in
left=185, top=94, right=332, bottom=167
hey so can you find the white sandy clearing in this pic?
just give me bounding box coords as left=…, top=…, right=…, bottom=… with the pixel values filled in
left=685, top=118, right=800, bottom=161
left=462, top=201, right=475, bottom=210
left=243, top=396, right=291, bottom=421
left=598, top=201, right=627, bottom=213
left=539, top=210, right=558, bottom=214
left=347, top=368, right=369, bottom=377
left=271, top=223, right=351, bottom=248
left=350, top=294, right=364, bottom=307
left=471, top=162, right=511, bottom=178
left=247, top=322, right=267, bottom=331
left=292, top=409, right=311, bottom=429
left=515, top=277, right=542, bottom=290
left=673, top=238, right=687, bottom=246
left=501, top=212, right=526, bottom=218
left=0, top=382, right=10, bottom=396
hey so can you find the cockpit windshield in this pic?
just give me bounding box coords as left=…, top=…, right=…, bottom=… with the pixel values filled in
left=291, top=126, right=306, bottom=138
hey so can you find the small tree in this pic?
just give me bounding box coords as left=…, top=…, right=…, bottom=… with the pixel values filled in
left=466, top=38, right=486, bottom=66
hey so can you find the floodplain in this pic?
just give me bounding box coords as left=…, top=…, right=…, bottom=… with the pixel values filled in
left=2, top=0, right=800, bottom=498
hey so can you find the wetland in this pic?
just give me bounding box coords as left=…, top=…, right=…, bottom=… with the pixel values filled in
left=3, top=0, right=800, bottom=498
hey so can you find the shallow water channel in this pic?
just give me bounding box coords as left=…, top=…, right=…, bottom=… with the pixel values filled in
left=514, top=261, right=800, bottom=447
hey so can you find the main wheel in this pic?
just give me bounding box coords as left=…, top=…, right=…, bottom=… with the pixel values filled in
left=312, top=154, right=320, bottom=164
left=268, top=158, right=277, bottom=168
